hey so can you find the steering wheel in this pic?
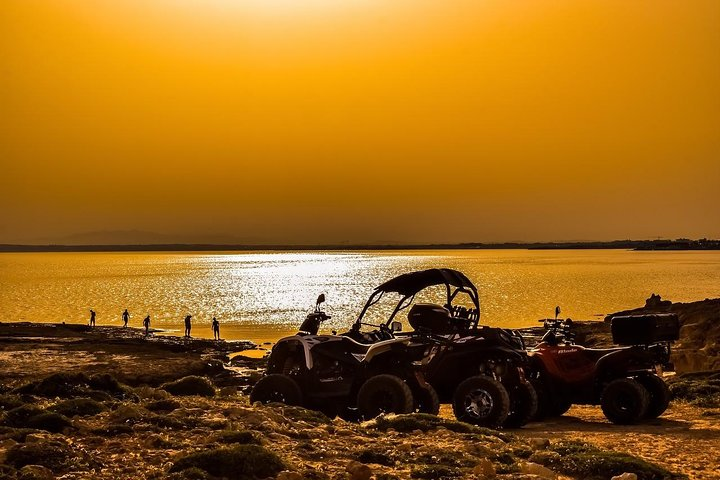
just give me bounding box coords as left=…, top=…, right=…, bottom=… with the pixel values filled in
left=377, top=323, right=394, bottom=340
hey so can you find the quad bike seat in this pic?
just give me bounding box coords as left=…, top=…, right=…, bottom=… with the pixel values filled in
left=408, top=303, right=458, bottom=334
left=579, top=346, right=629, bottom=362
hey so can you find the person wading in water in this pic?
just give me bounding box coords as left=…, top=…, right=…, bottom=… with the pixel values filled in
left=143, top=314, right=151, bottom=336
left=122, top=309, right=130, bottom=328
left=89, top=309, right=96, bottom=327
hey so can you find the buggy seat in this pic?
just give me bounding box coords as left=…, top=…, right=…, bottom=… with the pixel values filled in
left=408, top=303, right=461, bottom=334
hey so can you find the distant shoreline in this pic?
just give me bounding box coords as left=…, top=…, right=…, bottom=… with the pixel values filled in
left=0, top=239, right=718, bottom=252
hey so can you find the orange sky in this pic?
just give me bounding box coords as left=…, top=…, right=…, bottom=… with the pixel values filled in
left=1, top=0, right=719, bottom=244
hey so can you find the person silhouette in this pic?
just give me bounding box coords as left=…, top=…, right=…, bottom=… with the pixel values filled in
left=212, top=317, right=220, bottom=340
left=89, top=309, right=96, bottom=327
left=184, top=315, right=192, bottom=338
left=122, top=309, right=130, bottom=328
left=143, top=315, right=151, bottom=336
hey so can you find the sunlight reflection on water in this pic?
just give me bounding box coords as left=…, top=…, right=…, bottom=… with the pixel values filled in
left=1, top=250, right=719, bottom=342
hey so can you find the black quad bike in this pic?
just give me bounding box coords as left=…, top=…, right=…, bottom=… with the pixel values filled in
left=343, top=268, right=537, bottom=428
left=527, top=314, right=679, bottom=424
left=249, top=295, right=436, bottom=420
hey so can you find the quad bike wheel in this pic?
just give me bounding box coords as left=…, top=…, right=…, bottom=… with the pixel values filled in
left=530, top=378, right=570, bottom=420
left=547, top=397, right=572, bottom=417
left=637, top=374, right=671, bottom=419
left=357, top=374, right=414, bottom=420
left=600, top=378, right=650, bottom=424
left=250, top=374, right=303, bottom=406
left=414, top=384, right=440, bottom=415
left=504, top=381, right=538, bottom=428
left=452, top=376, right=510, bottom=428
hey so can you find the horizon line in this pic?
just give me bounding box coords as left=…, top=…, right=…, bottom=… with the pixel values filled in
left=0, top=238, right=718, bottom=253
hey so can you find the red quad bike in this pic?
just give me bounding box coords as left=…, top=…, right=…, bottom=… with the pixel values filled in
left=528, top=314, right=679, bottom=424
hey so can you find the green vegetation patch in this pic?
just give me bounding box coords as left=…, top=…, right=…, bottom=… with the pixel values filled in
left=410, top=465, right=462, bottom=479
left=50, top=397, right=107, bottom=417
left=146, top=398, right=182, bottom=412
left=356, top=449, right=395, bottom=466
left=5, top=440, right=76, bottom=472
left=213, top=430, right=262, bottom=445
left=1, top=404, right=45, bottom=427
left=1, top=405, right=71, bottom=433
left=366, top=413, right=509, bottom=439
left=0, top=394, right=25, bottom=411
left=667, top=371, right=720, bottom=408
left=162, top=376, right=216, bottom=397
left=0, top=426, right=42, bottom=442
left=25, top=412, right=72, bottom=433
left=272, top=404, right=332, bottom=425
left=13, top=372, right=132, bottom=400
left=533, top=440, right=682, bottom=480
left=169, top=444, right=286, bottom=480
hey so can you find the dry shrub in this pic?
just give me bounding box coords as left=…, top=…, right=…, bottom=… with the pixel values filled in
left=162, top=376, right=216, bottom=397
left=169, top=444, right=285, bottom=479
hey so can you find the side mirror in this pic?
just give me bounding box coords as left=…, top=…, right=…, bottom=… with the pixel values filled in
left=391, top=321, right=402, bottom=332
left=316, top=294, right=325, bottom=309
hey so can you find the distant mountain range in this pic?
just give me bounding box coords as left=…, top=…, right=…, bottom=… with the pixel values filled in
left=0, top=238, right=718, bottom=252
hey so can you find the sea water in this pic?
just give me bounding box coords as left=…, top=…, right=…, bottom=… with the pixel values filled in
left=1, top=250, right=719, bottom=344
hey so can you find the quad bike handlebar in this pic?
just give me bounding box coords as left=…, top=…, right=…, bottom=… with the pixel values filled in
left=540, top=318, right=575, bottom=345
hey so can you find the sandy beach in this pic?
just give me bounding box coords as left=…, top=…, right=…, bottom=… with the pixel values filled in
left=1, top=301, right=719, bottom=479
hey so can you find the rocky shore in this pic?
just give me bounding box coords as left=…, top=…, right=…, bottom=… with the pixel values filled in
left=0, top=298, right=718, bottom=480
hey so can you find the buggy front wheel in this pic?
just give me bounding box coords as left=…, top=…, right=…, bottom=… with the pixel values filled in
left=357, top=374, right=414, bottom=420
left=249, top=374, right=303, bottom=406
left=452, top=376, right=510, bottom=428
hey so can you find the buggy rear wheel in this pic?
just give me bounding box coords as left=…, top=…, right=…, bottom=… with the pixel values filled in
left=601, top=378, right=649, bottom=424
left=452, top=376, right=510, bottom=428
left=414, top=384, right=440, bottom=415
left=357, top=374, right=414, bottom=420
left=637, top=374, right=671, bottom=419
left=504, top=381, right=538, bottom=428
left=250, top=374, right=303, bottom=407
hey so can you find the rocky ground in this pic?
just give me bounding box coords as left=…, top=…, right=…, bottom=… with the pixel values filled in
left=0, top=297, right=718, bottom=480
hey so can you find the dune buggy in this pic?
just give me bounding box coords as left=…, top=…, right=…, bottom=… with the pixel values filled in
left=250, top=295, right=436, bottom=420
left=343, top=268, right=537, bottom=428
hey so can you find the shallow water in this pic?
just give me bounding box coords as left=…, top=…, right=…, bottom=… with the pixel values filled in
left=1, top=250, right=718, bottom=343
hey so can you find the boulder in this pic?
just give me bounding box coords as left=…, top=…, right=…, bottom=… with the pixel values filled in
left=529, top=438, right=550, bottom=450
left=472, top=458, right=495, bottom=477
left=18, top=465, right=54, bottom=480
left=276, top=471, right=304, bottom=480
left=346, top=460, right=372, bottom=480
left=611, top=474, right=638, bottom=480
left=519, top=462, right=558, bottom=479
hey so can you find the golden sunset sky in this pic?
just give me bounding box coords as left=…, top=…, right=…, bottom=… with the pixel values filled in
left=1, top=0, right=718, bottom=244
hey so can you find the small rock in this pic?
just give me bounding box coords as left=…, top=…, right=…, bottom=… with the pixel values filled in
left=23, top=434, right=49, bottom=444
left=412, top=429, right=423, bottom=435
left=18, top=465, right=54, bottom=480
left=519, top=462, right=558, bottom=479
left=611, top=474, right=638, bottom=480
left=276, top=471, right=304, bottom=480
left=472, top=458, right=496, bottom=477
left=219, top=386, right=237, bottom=397
left=396, top=442, right=412, bottom=453
left=346, top=460, right=372, bottom=480
left=529, top=438, right=550, bottom=449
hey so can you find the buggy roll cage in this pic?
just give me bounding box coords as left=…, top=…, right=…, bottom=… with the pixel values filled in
left=353, top=268, right=481, bottom=329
